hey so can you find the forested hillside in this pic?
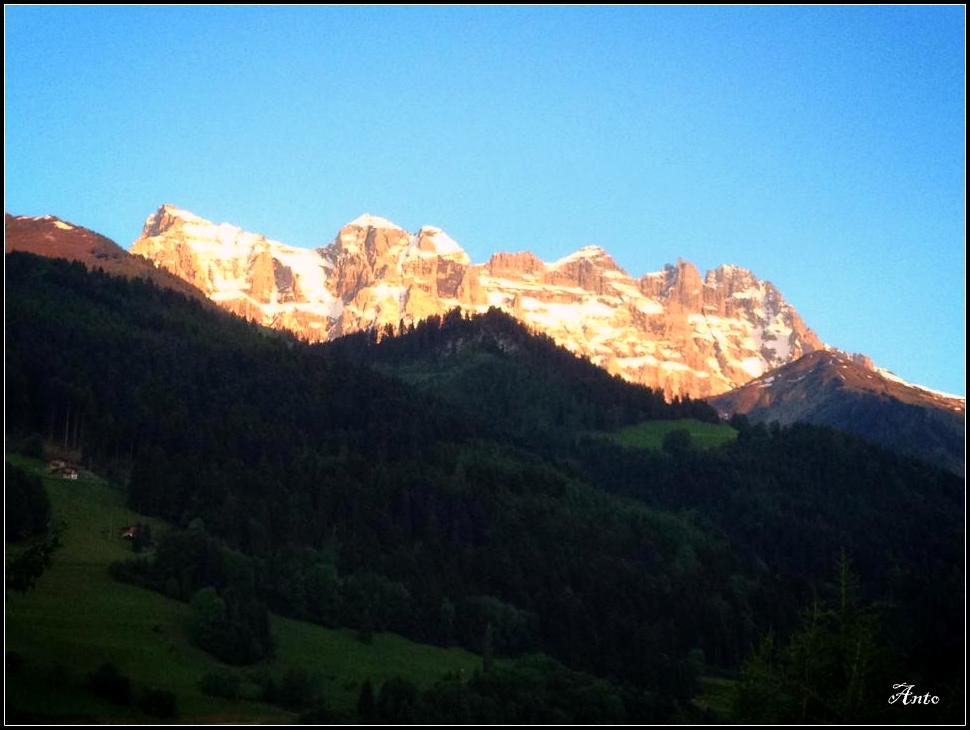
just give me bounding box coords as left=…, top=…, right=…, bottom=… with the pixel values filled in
left=6, top=252, right=964, bottom=722
left=328, top=308, right=965, bottom=706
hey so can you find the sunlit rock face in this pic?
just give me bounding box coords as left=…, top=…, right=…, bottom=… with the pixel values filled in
left=476, top=250, right=823, bottom=399
left=131, top=205, right=825, bottom=398
left=709, top=350, right=965, bottom=474
left=131, top=205, right=340, bottom=338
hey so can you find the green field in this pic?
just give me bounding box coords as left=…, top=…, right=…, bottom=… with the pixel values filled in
left=692, top=675, right=737, bottom=720
left=609, top=419, right=737, bottom=451
left=5, top=454, right=480, bottom=723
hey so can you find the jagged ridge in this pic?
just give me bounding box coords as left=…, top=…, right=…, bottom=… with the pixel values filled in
left=709, top=350, right=965, bottom=473
left=128, top=204, right=830, bottom=398
left=4, top=212, right=206, bottom=302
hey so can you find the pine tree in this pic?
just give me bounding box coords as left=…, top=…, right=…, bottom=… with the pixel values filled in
left=732, top=554, right=895, bottom=723
left=357, top=678, right=375, bottom=723
left=482, top=621, right=494, bottom=674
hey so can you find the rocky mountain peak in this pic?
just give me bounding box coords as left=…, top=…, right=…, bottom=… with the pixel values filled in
left=486, top=251, right=547, bottom=277
left=414, top=226, right=470, bottom=264
left=710, top=350, right=965, bottom=473
left=551, top=245, right=623, bottom=271
left=706, top=262, right=753, bottom=280
left=345, top=213, right=404, bottom=231
left=661, top=259, right=705, bottom=308
left=5, top=211, right=206, bottom=301
left=141, top=204, right=205, bottom=237
left=127, top=205, right=843, bottom=399
left=331, top=216, right=410, bottom=261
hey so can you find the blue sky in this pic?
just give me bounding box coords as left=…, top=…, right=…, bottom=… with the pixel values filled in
left=5, top=6, right=965, bottom=394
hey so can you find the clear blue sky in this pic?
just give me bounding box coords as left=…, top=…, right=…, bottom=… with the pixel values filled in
left=5, top=6, right=966, bottom=395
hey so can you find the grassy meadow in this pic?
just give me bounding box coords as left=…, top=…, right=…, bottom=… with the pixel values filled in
left=609, top=419, right=737, bottom=451
left=4, top=454, right=480, bottom=723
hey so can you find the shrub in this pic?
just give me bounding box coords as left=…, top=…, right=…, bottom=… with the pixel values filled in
left=376, top=677, right=420, bottom=724
left=662, top=428, right=693, bottom=456
left=131, top=523, right=153, bottom=553
left=357, top=678, right=376, bottom=722
left=138, top=687, right=177, bottom=718
left=6, top=652, right=24, bottom=673
left=269, top=666, right=319, bottom=710
left=6, top=528, right=63, bottom=594
left=189, top=586, right=273, bottom=665
left=5, top=463, right=51, bottom=540
left=298, top=703, right=336, bottom=724
left=200, top=671, right=241, bottom=700
left=20, top=434, right=45, bottom=459
left=89, top=662, right=131, bottom=705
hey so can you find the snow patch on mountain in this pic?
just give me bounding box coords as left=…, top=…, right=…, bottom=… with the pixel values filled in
left=550, top=245, right=612, bottom=269
left=876, top=368, right=965, bottom=404
left=348, top=213, right=402, bottom=230
left=130, top=205, right=836, bottom=399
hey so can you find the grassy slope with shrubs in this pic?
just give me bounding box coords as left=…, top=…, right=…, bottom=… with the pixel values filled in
left=4, top=454, right=480, bottom=723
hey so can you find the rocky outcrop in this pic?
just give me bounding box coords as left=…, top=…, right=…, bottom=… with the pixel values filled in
left=486, top=251, right=546, bottom=277
left=709, top=350, right=965, bottom=474
left=319, top=215, right=487, bottom=338
left=4, top=212, right=206, bottom=301
left=131, top=205, right=340, bottom=337
left=129, top=204, right=832, bottom=398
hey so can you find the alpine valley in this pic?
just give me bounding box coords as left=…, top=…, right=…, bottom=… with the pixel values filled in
left=4, top=207, right=965, bottom=724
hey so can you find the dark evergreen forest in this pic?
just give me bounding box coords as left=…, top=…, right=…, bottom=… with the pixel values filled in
left=5, top=253, right=963, bottom=722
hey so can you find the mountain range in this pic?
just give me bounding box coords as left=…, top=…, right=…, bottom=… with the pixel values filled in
left=5, top=206, right=964, bottom=472
left=128, top=204, right=825, bottom=399
left=4, top=222, right=965, bottom=723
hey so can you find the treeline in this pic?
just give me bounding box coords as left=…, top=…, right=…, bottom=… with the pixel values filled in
left=324, top=307, right=718, bottom=443
left=346, top=655, right=675, bottom=724
left=200, top=654, right=681, bottom=723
